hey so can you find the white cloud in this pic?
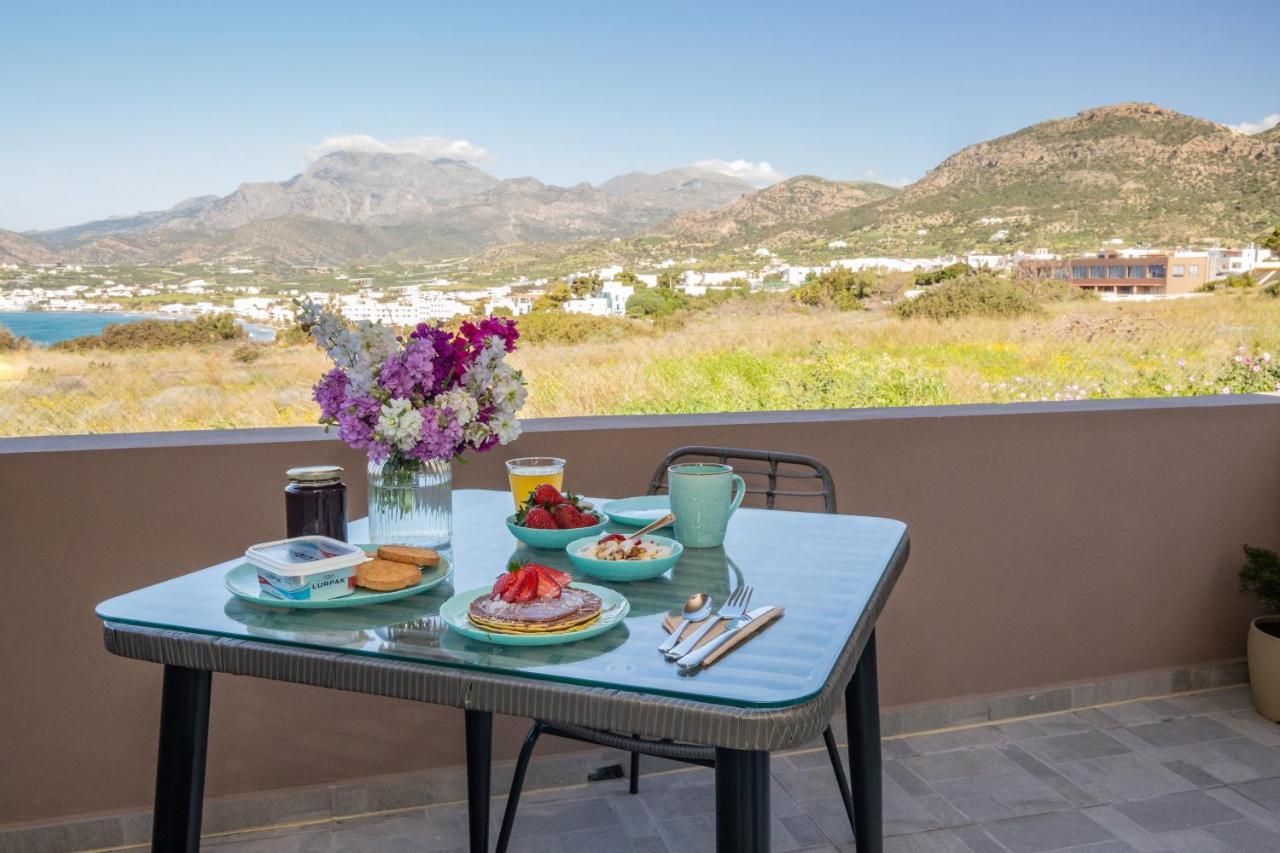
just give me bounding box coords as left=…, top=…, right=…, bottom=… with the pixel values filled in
left=693, top=158, right=784, bottom=187
left=305, top=133, right=490, bottom=161
left=1228, top=113, right=1280, bottom=135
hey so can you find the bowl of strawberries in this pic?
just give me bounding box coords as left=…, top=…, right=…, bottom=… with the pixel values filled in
left=505, top=483, right=610, bottom=549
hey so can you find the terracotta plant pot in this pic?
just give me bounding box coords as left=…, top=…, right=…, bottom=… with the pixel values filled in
left=1248, top=616, right=1280, bottom=722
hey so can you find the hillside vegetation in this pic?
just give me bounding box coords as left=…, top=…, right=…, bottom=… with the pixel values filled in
left=6, top=289, right=1280, bottom=436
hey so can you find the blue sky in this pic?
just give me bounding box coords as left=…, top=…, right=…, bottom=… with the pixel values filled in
left=2, top=0, right=1276, bottom=231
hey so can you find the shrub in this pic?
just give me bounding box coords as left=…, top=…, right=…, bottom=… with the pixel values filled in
left=51, top=314, right=245, bottom=351
left=1241, top=545, right=1280, bottom=613
left=790, top=268, right=871, bottom=311
left=231, top=343, right=263, bottom=363
left=1024, top=277, right=1097, bottom=302
left=1200, top=273, right=1255, bottom=292
left=913, top=262, right=971, bottom=287
left=894, top=273, right=1040, bottom=320
left=0, top=324, right=31, bottom=351
left=517, top=310, right=641, bottom=345
left=626, top=287, right=687, bottom=318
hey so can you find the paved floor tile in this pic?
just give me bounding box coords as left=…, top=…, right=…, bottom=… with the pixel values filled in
left=1232, top=775, right=1280, bottom=813
left=1113, top=790, right=1243, bottom=833
left=1021, top=731, right=1132, bottom=764
left=184, top=686, right=1280, bottom=853
left=1127, top=717, right=1237, bottom=748
left=983, top=810, right=1114, bottom=852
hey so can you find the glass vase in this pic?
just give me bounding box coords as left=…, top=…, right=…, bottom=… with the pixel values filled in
left=367, top=455, right=452, bottom=548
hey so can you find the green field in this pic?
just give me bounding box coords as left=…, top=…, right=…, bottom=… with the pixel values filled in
left=3, top=288, right=1279, bottom=438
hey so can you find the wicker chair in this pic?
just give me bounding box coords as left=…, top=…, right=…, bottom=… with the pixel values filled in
left=494, top=447, right=854, bottom=852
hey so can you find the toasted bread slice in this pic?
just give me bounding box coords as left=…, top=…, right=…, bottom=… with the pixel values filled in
left=375, top=545, right=440, bottom=567
left=356, top=558, right=421, bottom=591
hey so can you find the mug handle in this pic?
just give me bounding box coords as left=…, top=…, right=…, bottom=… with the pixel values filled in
left=728, top=474, right=746, bottom=515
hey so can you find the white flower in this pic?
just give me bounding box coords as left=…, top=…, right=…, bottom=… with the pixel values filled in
left=463, top=421, right=491, bottom=446
left=376, top=398, right=424, bottom=452
left=490, top=365, right=528, bottom=412
left=440, top=387, right=480, bottom=425
left=490, top=411, right=521, bottom=444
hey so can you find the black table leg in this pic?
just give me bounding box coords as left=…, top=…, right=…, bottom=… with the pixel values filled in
left=714, top=748, right=769, bottom=852
left=846, top=630, right=882, bottom=853
left=465, top=709, right=492, bottom=853
left=152, top=665, right=212, bottom=853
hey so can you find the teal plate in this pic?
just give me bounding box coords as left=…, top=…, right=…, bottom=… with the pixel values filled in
left=225, top=550, right=452, bottom=610
left=599, top=495, right=672, bottom=528
left=565, top=534, right=683, bottom=582
left=440, top=583, right=629, bottom=646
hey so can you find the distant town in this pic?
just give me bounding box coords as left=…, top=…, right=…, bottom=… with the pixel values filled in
left=2, top=238, right=1278, bottom=335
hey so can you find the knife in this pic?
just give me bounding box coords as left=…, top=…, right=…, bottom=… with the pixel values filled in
left=676, top=606, right=774, bottom=672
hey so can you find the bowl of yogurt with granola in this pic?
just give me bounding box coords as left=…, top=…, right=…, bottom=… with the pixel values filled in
left=566, top=533, right=683, bottom=582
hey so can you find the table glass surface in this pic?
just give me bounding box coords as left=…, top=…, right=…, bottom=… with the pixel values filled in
left=97, top=489, right=906, bottom=709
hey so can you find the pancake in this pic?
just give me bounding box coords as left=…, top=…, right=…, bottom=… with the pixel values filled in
left=468, top=586, right=602, bottom=634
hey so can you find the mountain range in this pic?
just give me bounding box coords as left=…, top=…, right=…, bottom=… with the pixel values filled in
left=5, top=102, right=1280, bottom=267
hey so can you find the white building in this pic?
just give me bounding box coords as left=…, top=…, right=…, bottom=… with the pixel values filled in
left=827, top=240, right=848, bottom=249
left=563, top=296, right=612, bottom=316
left=485, top=295, right=532, bottom=316
left=636, top=274, right=658, bottom=288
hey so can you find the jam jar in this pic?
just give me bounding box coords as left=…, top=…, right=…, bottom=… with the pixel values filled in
left=285, top=465, right=348, bottom=541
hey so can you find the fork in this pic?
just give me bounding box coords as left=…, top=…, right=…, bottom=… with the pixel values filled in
left=664, top=585, right=752, bottom=661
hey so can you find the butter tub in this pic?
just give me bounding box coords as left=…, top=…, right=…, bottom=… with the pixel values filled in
left=245, top=536, right=367, bottom=601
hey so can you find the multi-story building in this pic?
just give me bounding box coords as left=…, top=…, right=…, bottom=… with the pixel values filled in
left=1019, top=252, right=1210, bottom=296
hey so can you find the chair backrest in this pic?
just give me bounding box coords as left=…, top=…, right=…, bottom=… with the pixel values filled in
left=647, top=445, right=837, bottom=514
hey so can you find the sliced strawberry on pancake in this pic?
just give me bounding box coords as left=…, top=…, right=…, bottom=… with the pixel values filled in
left=512, top=567, right=538, bottom=602
left=532, top=567, right=563, bottom=599
left=491, top=572, right=519, bottom=601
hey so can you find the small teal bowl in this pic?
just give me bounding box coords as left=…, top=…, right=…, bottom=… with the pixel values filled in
left=505, top=512, right=609, bottom=549
left=565, top=534, right=683, bottom=582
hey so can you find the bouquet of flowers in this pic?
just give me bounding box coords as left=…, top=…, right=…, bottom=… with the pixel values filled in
left=299, top=301, right=527, bottom=465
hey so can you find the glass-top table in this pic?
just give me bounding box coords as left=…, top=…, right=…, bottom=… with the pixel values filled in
left=98, top=488, right=909, bottom=853
left=98, top=489, right=906, bottom=709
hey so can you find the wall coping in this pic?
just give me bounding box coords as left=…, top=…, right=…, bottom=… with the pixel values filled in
left=4, top=393, right=1279, bottom=455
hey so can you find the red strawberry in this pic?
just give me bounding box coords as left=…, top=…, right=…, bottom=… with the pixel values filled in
left=513, top=568, right=538, bottom=602
left=571, top=511, right=600, bottom=529
left=523, top=506, right=558, bottom=529
left=530, top=484, right=564, bottom=507
left=491, top=572, right=519, bottom=600
left=551, top=503, right=581, bottom=529
left=532, top=567, right=562, bottom=598
left=538, top=565, right=573, bottom=587
left=599, top=533, right=626, bottom=543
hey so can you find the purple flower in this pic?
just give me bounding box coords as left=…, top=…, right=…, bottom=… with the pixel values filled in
left=335, top=394, right=383, bottom=458
left=460, top=316, right=519, bottom=353
left=378, top=338, right=435, bottom=398
left=407, top=407, right=463, bottom=462
left=312, top=368, right=350, bottom=420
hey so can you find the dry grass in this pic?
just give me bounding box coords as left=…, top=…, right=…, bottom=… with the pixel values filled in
left=4, top=292, right=1280, bottom=437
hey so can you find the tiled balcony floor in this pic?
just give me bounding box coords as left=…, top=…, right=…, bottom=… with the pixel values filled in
left=199, top=686, right=1280, bottom=852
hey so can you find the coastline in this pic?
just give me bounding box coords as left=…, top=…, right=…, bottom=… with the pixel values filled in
left=0, top=308, right=277, bottom=345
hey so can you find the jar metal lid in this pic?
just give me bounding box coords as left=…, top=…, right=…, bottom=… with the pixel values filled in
left=287, top=465, right=345, bottom=484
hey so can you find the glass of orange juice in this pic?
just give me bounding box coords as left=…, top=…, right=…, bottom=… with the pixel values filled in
left=505, top=457, right=566, bottom=509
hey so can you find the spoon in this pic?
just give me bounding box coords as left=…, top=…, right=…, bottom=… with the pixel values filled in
left=658, top=592, right=711, bottom=656
left=623, top=512, right=676, bottom=547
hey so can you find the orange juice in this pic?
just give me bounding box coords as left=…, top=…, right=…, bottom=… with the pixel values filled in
left=505, top=457, right=566, bottom=509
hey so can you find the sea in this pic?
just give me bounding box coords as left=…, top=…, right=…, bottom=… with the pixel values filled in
left=0, top=311, right=275, bottom=345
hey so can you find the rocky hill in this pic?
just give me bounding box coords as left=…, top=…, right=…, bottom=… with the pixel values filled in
left=16, top=103, right=1280, bottom=266
left=37, top=155, right=754, bottom=264
left=657, top=176, right=898, bottom=242
left=826, top=102, right=1280, bottom=252
left=0, top=230, right=57, bottom=264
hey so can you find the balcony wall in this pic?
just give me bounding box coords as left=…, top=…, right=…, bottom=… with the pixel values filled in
left=2, top=396, right=1279, bottom=826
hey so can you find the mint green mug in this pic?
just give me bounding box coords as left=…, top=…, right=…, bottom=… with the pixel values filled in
left=668, top=463, right=746, bottom=548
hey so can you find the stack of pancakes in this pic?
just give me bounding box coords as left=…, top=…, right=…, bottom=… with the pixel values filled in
left=469, top=587, right=602, bottom=635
